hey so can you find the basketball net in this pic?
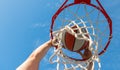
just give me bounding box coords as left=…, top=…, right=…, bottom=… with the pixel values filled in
left=49, top=19, right=101, bottom=70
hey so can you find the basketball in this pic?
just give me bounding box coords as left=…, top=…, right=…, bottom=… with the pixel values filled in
left=60, top=26, right=89, bottom=52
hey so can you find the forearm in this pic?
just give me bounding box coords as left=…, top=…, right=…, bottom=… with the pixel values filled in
left=29, top=40, right=52, bottom=62
left=87, top=62, right=94, bottom=70
left=17, top=40, right=52, bottom=70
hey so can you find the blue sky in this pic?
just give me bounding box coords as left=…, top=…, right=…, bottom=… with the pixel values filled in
left=0, top=0, right=120, bottom=70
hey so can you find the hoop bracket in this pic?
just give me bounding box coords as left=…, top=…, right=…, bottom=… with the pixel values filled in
left=74, top=0, right=91, bottom=4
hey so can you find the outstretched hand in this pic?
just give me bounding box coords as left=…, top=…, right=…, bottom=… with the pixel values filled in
left=17, top=39, right=55, bottom=70
left=77, top=48, right=92, bottom=59
left=83, top=48, right=92, bottom=59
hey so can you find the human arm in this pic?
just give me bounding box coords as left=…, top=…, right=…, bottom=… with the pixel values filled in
left=78, top=48, right=94, bottom=70
left=83, top=48, right=94, bottom=70
left=16, top=40, right=52, bottom=70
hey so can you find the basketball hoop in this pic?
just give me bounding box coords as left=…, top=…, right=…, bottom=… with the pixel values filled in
left=49, top=0, right=112, bottom=70
left=50, top=19, right=101, bottom=70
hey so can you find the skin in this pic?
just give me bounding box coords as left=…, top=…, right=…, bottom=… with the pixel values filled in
left=16, top=40, right=52, bottom=70
left=16, top=39, right=93, bottom=70
left=78, top=48, right=94, bottom=70
left=84, top=48, right=94, bottom=70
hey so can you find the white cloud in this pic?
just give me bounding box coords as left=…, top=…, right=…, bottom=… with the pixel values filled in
left=34, top=40, right=41, bottom=46
left=33, top=23, right=49, bottom=28
left=46, top=0, right=64, bottom=10
left=32, top=40, right=46, bottom=50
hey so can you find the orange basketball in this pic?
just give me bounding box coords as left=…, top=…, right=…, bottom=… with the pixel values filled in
left=60, top=26, right=89, bottom=52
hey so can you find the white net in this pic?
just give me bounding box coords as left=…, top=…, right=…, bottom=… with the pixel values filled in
left=50, top=3, right=110, bottom=70
left=49, top=19, right=101, bottom=70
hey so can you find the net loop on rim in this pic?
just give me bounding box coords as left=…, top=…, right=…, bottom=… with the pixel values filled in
left=49, top=19, right=101, bottom=70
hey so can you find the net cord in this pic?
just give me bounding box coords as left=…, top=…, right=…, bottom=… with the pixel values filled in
left=49, top=19, right=101, bottom=70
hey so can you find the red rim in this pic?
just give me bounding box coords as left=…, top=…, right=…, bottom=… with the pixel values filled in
left=50, top=0, right=112, bottom=61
